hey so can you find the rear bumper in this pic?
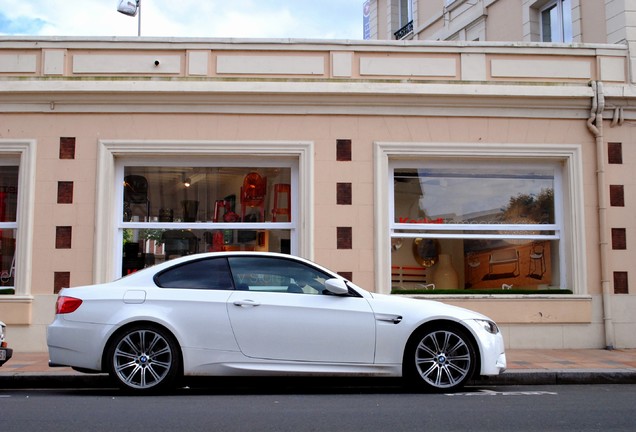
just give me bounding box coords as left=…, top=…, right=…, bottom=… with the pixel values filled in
left=47, top=319, right=111, bottom=371
left=0, top=347, right=13, bottom=366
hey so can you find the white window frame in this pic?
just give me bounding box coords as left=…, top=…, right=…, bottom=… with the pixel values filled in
left=95, top=140, right=313, bottom=284
left=374, top=141, right=586, bottom=296
left=0, top=140, right=36, bottom=298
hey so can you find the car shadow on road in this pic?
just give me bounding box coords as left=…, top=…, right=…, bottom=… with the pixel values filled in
left=50, top=377, right=493, bottom=397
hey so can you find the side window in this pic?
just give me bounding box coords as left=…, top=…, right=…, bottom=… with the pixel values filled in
left=155, top=257, right=233, bottom=290
left=228, top=256, right=331, bottom=294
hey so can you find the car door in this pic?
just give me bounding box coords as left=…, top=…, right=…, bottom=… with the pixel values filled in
left=152, top=257, right=238, bottom=352
left=226, top=256, right=376, bottom=363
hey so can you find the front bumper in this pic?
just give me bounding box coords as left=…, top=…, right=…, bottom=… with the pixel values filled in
left=463, top=319, right=507, bottom=376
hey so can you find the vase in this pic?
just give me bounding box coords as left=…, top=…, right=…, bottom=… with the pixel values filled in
left=433, top=254, right=459, bottom=289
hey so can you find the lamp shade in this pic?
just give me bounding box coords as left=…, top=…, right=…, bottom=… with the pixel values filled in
left=117, top=0, right=139, bottom=17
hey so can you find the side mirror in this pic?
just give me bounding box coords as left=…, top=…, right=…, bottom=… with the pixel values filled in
left=324, top=278, right=349, bottom=295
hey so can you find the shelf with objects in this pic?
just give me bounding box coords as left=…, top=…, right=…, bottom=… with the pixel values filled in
left=120, top=165, right=293, bottom=275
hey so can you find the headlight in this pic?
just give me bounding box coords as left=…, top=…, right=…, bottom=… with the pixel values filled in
left=475, top=319, right=500, bottom=335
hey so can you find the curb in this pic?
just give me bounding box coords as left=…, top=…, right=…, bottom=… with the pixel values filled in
left=0, top=373, right=112, bottom=389
left=2, top=370, right=636, bottom=390
left=473, top=369, right=636, bottom=386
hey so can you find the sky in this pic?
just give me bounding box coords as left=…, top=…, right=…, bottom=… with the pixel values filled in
left=0, top=0, right=365, bottom=40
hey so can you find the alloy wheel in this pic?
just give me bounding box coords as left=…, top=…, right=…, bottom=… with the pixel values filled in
left=413, top=329, right=473, bottom=390
left=110, top=327, right=176, bottom=391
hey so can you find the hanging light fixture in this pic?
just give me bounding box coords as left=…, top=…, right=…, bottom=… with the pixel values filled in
left=117, top=0, right=142, bottom=36
left=184, top=178, right=192, bottom=188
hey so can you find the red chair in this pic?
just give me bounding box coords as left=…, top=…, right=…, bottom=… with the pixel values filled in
left=240, top=172, right=266, bottom=221
left=272, top=184, right=291, bottom=222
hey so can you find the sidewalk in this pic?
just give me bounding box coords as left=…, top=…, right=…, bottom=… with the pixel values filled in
left=1, top=349, right=636, bottom=388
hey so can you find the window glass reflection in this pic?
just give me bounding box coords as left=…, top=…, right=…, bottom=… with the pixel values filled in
left=394, top=166, right=555, bottom=225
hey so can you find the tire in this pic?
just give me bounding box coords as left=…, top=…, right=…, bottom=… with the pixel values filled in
left=404, top=325, right=476, bottom=392
left=106, top=324, right=181, bottom=393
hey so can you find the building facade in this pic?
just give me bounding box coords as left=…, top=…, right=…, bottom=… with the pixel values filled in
left=1, top=35, right=635, bottom=352
left=365, top=0, right=620, bottom=44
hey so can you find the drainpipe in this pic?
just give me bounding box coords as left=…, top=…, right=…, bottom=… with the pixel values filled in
left=586, top=80, right=615, bottom=350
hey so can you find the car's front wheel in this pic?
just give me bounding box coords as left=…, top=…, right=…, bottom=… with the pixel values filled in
left=106, top=324, right=181, bottom=393
left=404, top=325, right=476, bottom=392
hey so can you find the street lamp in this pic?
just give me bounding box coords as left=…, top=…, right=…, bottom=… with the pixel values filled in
left=117, top=0, right=141, bottom=36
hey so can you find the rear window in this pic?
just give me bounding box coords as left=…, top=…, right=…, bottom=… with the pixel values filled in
left=154, top=257, right=233, bottom=290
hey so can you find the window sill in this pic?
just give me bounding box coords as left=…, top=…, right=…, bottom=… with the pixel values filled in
left=392, top=289, right=573, bottom=296
left=401, top=294, right=593, bottom=323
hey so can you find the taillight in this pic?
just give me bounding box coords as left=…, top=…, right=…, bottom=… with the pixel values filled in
left=55, top=296, right=83, bottom=314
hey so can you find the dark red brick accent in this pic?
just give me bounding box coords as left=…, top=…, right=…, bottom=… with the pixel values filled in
left=608, top=142, right=622, bottom=164
left=59, top=137, right=76, bottom=159
left=609, top=185, right=625, bottom=207
left=337, top=183, right=352, bottom=205
left=611, top=228, right=626, bottom=250
left=54, top=272, right=70, bottom=294
left=337, top=227, right=352, bottom=249
left=338, top=271, right=353, bottom=281
left=614, top=271, right=628, bottom=294
left=336, top=139, right=352, bottom=161
left=57, top=181, right=74, bottom=204
left=55, top=226, right=72, bottom=249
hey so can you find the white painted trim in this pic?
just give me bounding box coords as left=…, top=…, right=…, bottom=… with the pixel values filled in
left=94, top=140, right=313, bottom=284
left=360, top=56, right=456, bottom=76
left=73, top=54, right=182, bottom=74
left=0, top=140, right=36, bottom=298
left=217, top=55, right=325, bottom=75
left=374, top=141, right=586, bottom=296
left=491, top=58, right=591, bottom=79
left=0, top=54, right=37, bottom=73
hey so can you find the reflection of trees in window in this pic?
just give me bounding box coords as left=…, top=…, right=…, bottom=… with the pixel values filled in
left=502, top=188, right=554, bottom=224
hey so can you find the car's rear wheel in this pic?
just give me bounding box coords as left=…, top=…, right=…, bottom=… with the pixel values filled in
left=404, top=325, right=476, bottom=392
left=106, top=324, right=180, bottom=393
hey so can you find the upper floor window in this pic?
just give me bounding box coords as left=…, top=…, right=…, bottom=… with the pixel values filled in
left=394, top=0, right=414, bottom=39
left=400, top=0, right=413, bottom=28
left=540, top=0, right=572, bottom=43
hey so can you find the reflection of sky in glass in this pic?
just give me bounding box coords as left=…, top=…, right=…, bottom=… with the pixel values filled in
left=395, top=167, right=554, bottom=221
left=562, top=0, right=572, bottom=42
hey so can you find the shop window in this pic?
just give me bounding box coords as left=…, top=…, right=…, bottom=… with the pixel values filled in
left=389, top=160, right=569, bottom=294
left=119, top=163, right=295, bottom=276
left=0, top=141, right=35, bottom=297
left=0, top=166, right=18, bottom=292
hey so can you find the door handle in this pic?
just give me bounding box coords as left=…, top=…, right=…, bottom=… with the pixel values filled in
left=233, top=299, right=260, bottom=307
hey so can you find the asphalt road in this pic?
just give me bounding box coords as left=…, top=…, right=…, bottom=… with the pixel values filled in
left=1, top=383, right=635, bottom=432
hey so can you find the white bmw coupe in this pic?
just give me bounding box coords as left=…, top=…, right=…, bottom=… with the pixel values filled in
left=48, top=252, right=506, bottom=393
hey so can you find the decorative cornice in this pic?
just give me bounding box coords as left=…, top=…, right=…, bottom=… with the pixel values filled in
left=0, top=79, right=596, bottom=118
